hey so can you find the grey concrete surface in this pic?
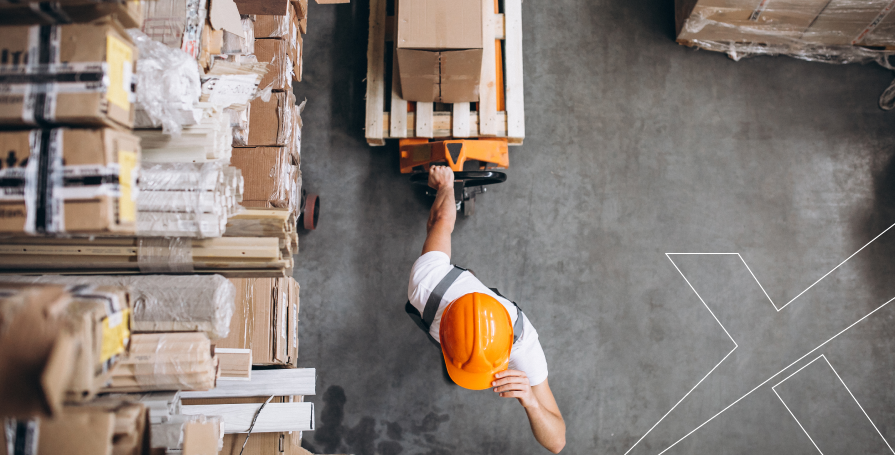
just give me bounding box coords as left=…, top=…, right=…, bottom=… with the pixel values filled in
left=292, top=1, right=895, bottom=454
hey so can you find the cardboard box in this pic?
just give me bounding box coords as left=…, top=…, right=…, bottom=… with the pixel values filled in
left=246, top=91, right=296, bottom=146
left=0, top=2, right=143, bottom=29
left=142, top=0, right=205, bottom=58
left=231, top=147, right=299, bottom=211
left=0, top=18, right=136, bottom=128
left=235, top=0, right=289, bottom=16
left=0, top=283, right=131, bottom=417
left=182, top=396, right=304, bottom=455
left=396, top=0, right=483, bottom=103
left=255, top=39, right=295, bottom=91
left=254, top=3, right=297, bottom=38
left=0, top=128, right=140, bottom=235
left=675, top=0, right=893, bottom=47
left=0, top=285, right=76, bottom=418
left=215, top=278, right=299, bottom=365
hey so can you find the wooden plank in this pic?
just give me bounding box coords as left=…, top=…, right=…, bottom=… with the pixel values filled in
left=478, top=4, right=498, bottom=136
left=181, top=403, right=314, bottom=433
left=389, top=41, right=408, bottom=138
left=451, top=102, right=470, bottom=137
left=495, top=13, right=505, bottom=40
left=504, top=0, right=525, bottom=142
left=415, top=102, right=434, bottom=138
left=365, top=0, right=387, bottom=146
left=180, top=369, right=316, bottom=399
left=215, top=348, right=252, bottom=380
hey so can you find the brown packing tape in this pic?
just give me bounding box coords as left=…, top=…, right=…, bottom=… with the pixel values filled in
left=137, top=237, right=195, bottom=273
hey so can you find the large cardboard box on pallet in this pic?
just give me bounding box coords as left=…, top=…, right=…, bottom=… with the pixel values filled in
left=0, top=18, right=136, bottom=128
left=0, top=128, right=140, bottom=235
left=396, top=0, right=484, bottom=103
left=675, top=0, right=895, bottom=48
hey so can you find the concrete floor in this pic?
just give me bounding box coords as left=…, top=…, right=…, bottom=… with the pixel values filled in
left=292, top=1, right=895, bottom=454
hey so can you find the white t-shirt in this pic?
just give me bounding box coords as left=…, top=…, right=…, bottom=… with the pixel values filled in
left=407, top=251, right=549, bottom=386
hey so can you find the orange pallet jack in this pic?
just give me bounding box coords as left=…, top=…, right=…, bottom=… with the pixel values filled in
left=399, top=137, right=508, bottom=216
left=397, top=0, right=510, bottom=217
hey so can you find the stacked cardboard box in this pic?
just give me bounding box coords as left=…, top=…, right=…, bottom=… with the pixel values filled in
left=675, top=0, right=895, bottom=60
left=0, top=0, right=314, bottom=453
left=216, top=277, right=300, bottom=366
left=0, top=18, right=142, bottom=236
left=0, top=284, right=132, bottom=416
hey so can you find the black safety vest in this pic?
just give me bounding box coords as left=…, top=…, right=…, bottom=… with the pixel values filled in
left=405, top=265, right=524, bottom=348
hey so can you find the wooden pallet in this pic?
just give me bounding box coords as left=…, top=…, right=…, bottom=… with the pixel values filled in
left=364, top=0, right=525, bottom=146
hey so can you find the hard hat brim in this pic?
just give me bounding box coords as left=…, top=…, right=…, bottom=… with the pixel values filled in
left=442, top=348, right=508, bottom=391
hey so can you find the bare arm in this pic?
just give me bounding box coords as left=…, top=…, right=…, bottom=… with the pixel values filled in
left=421, top=166, right=456, bottom=257
left=493, top=371, right=566, bottom=453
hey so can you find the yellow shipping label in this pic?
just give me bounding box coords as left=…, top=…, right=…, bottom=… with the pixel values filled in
left=101, top=308, right=130, bottom=362
left=106, top=34, right=133, bottom=111
left=118, top=150, right=137, bottom=223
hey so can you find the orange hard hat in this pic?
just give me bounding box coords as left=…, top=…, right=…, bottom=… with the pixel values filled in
left=439, top=292, right=513, bottom=390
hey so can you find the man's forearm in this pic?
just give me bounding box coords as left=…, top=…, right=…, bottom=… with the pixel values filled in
left=427, top=186, right=456, bottom=233
left=524, top=402, right=566, bottom=453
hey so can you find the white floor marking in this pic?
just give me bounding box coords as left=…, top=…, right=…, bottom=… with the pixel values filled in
left=771, top=355, right=895, bottom=455
left=623, top=222, right=895, bottom=455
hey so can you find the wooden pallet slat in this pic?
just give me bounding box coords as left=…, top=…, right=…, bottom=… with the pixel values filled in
left=452, top=102, right=471, bottom=137
left=504, top=0, right=525, bottom=140
left=390, top=44, right=408, bottom=137
left=415, top=102, right=434, bottom=138
left=365, top=0, right=387, bottom=146
left=478, top=2, right=498, bottom=137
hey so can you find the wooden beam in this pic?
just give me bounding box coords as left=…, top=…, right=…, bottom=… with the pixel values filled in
left=415, top=102, right=434, bottom=138
left=504, top=0, right=525, bottom=142
left=215, top=348, right=252, bottom=380
left=365, top=0, right=387, bottom=146
left=180, top=369, right=316, bottom=399
left=181, top=403, right=314, bottom=433
left=478, top=7, right=498, bottom=136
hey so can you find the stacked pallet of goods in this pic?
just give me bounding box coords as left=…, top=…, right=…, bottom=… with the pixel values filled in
left=0, top=0, right=325, bottom=453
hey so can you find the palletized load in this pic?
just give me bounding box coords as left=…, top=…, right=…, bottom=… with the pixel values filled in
left=137, top=162, right=243, bottom=238
left=0, top=128, right=140, bottom=235
left=0, top=17, right=136, bottom=128
left=675, top=0, right=895, bottom=62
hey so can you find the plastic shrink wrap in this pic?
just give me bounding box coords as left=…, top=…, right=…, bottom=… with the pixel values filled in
left=129, top=29, right=203, bottom=136
left=0, top=274, right=235, bottom=340
left=137, top=162, right=244, bottom=238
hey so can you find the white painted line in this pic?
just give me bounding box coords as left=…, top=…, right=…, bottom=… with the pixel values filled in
left=624, top=221, right=895, bottom=455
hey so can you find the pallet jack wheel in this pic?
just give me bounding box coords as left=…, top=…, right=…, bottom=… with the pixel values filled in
left=302, top=193, right=319, bottom=230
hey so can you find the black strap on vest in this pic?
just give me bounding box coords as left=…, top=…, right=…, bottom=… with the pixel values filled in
left=406, top=265, right=524, bottom=347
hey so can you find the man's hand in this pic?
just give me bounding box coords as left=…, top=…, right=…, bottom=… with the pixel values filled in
left=492, top=369, right=538, bottom=409
left=428, top=166, right=454, bottom=192
left=493, top=372, right=566, bottom=453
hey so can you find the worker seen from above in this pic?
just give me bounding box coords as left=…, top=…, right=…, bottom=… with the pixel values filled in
left=405, top=166, right=566, bottom=453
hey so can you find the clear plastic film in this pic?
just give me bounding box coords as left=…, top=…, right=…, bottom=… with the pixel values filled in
left=201, top=58, right=269, bottom=110
left=229, top=107, right=250, bottom=147
left=0, top=275, right=236, bottom=340
left=676, top=0, right=895, bottom=61
left=137, top=105, right=234, bottom=163
left=137, top=162, right=244, bottom=238
left=106, top=332, right=218, bottom=392
left=137, top=237, right=195, bottom=273
left=128, top=29, right=202, bottom=136
left=254, top=38, right=295, bottom=92
left=151, top=414, right=224, bottom=451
